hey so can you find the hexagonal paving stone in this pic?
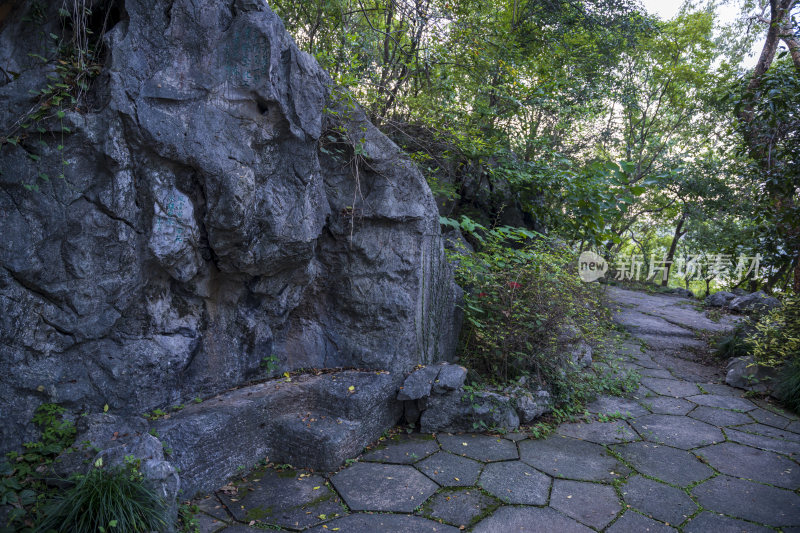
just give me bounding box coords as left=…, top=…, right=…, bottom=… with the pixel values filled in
left=695, top=442, right=800, bottom=489
left=726, top=427, right=800, bottom=456
left=437, top=433, right=518, bottom=462
left=472, top=505, right=593, bottom=532
left=586, top=395, right=649, bottom=418
left=631, top=414, right=724, bottom=449
left=415, top=451, right=482, bottom=487
left=735, top=422, right=800, bottom=442
left=637, top=367, right=675, bottom=379
left=692, top=475, right=800, bottom=527
left=688, top=405, right=753, bottom=427
left=685, top=394, right=756, bottom=411
left=478, top=460, right=551, bottom=505
left=696, top=383, right=742, bottom=397
left=305, top=513, right=460, bottom=532
left=556, top=420, right=638, bottom=444
left=621, top=475, right=697, bottom=526
left=611, top=441, right=713, bottom=487
left=549, top=479, right=621, bottom=529
left=640, top=377, right=699, bottom=397
left=682, top=511, right=773, bottom=532
left=519, top=435, right=630, bottom=482
left=605, top=511, right=676, bottom=532
left=330, top=462, right=438, bottom=512
left=217, top=469, right=345, bottom=529
left=748, top=408, right=792, bottom=429
left=790, top=420, right=800, bottom=434
left=640, top=396, right=695, bottom=415
left=361, top=433, right=439, bottom=464
left=419, top=488, right=499, bottom=527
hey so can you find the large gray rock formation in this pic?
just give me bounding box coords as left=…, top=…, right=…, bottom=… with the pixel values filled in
left=0, top=0, right=460, bottom=454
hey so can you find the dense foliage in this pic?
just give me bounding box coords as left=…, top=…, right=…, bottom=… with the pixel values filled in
left=274, top=0, right=799, bottom=294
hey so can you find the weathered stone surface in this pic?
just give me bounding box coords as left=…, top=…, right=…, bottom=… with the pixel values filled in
left=569, top=341, right=593, bottom=368
left=362, top=433, right=439, bottom=464
left=729, top=291, right=781, bottom=313
left=748, top=407, right=792, bottom=429
left=438, top=434, right=518, bottom=462
left=640, top=378, right=700, bottom=398
left=152, top=371, right=402, bottom=498
left=420, top=488, right=499, bottom=527
left=519, top=436, right=630, bottom=482
left=420, top=391, right=519, bottom=433
left=736, top=422, right=800, bottom=441
left=696, top=382, right=742, bottom=396
left=640, top=396, right=695, bottom=415
left=621, top=475, right=697, bottom=525
left=331, top=462, right=438, bottom=512
left=611, top=441, right=713, bottom=487
left=556, top=420, right=638, bottom=444
left=631, top=414, right=724, bottom=449
left=472, top=506, right=593, bottom=533
left=217, top=469, right=344, bottom=529
left=726, top=356, right=777, bottom=391
left=415, top=451, right=483, bottom=487
left=692, top=475, right=800, bottom=526
left=725, top=427, right=800, bottom=456
left=705, top=291, right=735, bottom=307
left=0, top=0, right=459, bottom=455
left=195, top=494, right=231, bottom=521
left=516, top=392, right=552, bottom=423
left=478, top=461, right=551, bottom=505
left=397, top=366, right=441, bottom=401
left=306, top=513, right=460, bottom=532
left=683, top=512, right=773, bottom=533
left=687, top=406, right=753, bottom=426
left=195, top=512, right=228, bottom=533
left=549, top=479, right=621, bottom=529
left=586, top=396, right=649, bottom=418
left=432, top=364, right=468, bottom=394
left=696, top=442, right=800, bottom=489
left=668, top=288, right=694, bottom=298
left=606, top=512, right=676, bottom=533
left=685, top=394, right=756, bottom=411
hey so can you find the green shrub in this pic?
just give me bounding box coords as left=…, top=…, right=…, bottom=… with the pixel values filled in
left=449, top=221, right=612, bottom=400
left=1, top=403, right=76, bottom=529
left=775, top=358, right=800, bottom=413
left=37, top=458, right=168, bottom=533
left=749, top=295, right=799, bottom=368
left=749, top=294, right=800, bottom=411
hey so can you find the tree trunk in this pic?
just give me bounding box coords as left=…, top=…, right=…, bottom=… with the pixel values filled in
left=661, top=211, right=687, bottom=286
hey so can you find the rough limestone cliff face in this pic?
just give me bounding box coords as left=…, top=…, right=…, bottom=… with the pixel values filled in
left=0, top=0, right=460, bottom=453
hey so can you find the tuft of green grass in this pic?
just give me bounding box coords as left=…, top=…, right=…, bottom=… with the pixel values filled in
left=37, top=463, right=168, bottom=533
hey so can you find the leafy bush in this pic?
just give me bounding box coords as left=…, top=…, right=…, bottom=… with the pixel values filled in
left=37, top=457, right=167, bottom=533
left=749, top=295, right=799, bottom=368
left=748, top=295, right=800, bottom=410
left=448, top=220, right=613, bottom=401
left=1, top=403, right=76, bottom=530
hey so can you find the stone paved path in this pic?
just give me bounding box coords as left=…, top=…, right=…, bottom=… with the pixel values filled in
left=194, top=286, right=800, bottom=532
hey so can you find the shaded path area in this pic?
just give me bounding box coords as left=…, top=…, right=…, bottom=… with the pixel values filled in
left=195, top=287, right=800, bottom=532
